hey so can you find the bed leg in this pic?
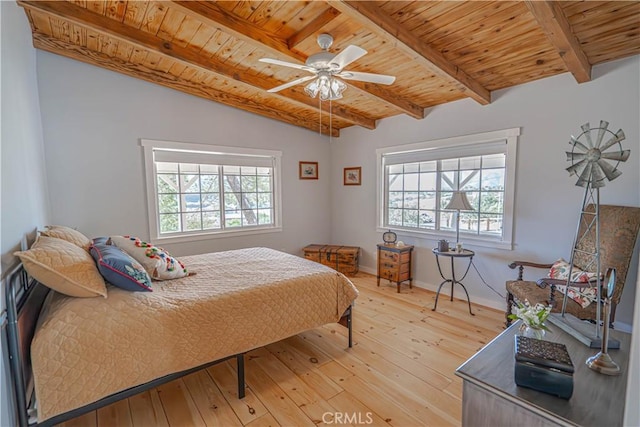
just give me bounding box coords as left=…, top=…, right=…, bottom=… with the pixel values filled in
left=347, top=308, right=353, bottom=348
left=236, top=354, right=245, bottom=399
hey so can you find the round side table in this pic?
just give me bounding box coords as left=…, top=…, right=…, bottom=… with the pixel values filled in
left=432, top=248, right=475, bottom=315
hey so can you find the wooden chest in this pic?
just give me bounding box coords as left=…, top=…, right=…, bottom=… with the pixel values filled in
left=303, top=244, right=360, bottom=276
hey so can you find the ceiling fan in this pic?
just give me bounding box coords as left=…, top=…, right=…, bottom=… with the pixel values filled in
left=259, top=33, right=396, bottom=101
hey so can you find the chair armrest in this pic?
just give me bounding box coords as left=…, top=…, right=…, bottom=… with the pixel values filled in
left=508, top=261, right=554, bottom=280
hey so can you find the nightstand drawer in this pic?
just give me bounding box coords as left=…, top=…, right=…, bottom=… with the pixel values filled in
left=380, top=250, right=399, bottom=263
left=379, top=268, right=398, bottom=281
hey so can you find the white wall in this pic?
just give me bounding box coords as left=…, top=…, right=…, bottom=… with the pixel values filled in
left=331, top=56, right=640, bottom=328
left=0, top=2, right=51, bottom=425
left=36, top=51, right=334, bottom=257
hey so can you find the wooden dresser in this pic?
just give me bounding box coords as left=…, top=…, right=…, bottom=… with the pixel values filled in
left=376, top=244, right=413, bottom=293
left=456, top=322, right=630, bottom=427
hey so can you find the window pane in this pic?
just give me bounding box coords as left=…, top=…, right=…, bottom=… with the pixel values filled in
left=480, top=191, right=504, bottom=213
left=480, top=214, right=503, bottom=235
left=404, top=163, right=419, bottom=173
left=202, top=211, right=220, bottom=229
left=419, top=192, right=436, bottom=210
left=257, top=167, right=271, bottom=175
left=241, top=176, right=257, bottom=192
left=440, top=211, right=455, bottom=231
left=482, top=169, right=505, bottom=190
left=242, top=210, right=258, bottom=226
left=258, top=209, right=272, bottom=225
left=157, top=162, right=178, bottom=173
left=257, top=193, right=271, bottom=208
left=201, top=174, right=218, bottom=192
left=440, top=171, right=454, bottom=190
left=223, top=175, right=241, bottom=192
left=200, top=164, right=218, bottom=173
left=257, top=176, right=271, bottom=191
left=179, top=163, right=198, bottom=174
left=388, top=174, right=403, bottom=191
left=181, top=175, right=200, bottom=193
left=404, top=173, right=419, bottom=191
left=159, top=194, right=178, bottom=214
left=460, top=170, right=479, bottom=191
left=403, top=209, right=418, bottom=227
left=388, top=192, right=403, bottom=208
left=183, top=194, right=201, bottom=212
left=420, top=161, right=436, bottom=172
left=465, top=191, right=480, bottom=210
left=388, top=209, right=403, bottom=226
left=461, top=212, right=479, bottom=234
left=419, top=210, right=435, bottom=228
left=419, top=172, right=436, bottom=191
left=202, top=193, right=220, bottom=211
left=241, top=166, right=256, bottom=175
left=224, top=192, right=241, bottom=210
left=388, top=164, right=403, bottom=174
left=224, top=165, right=240, bottom=175
left=225, top=211, right=241, bottom=227
left=404, top=192, right=418, bottom=209
left=242, top=193, right=257, bottom=209
left=159, top=214, right=179, bottom=233
left=441, top=191, right=453, bottom=209
left=182, top=212, right=201, bottom=231
left=441, top=159, right=458, bottom=171
left=460, top=156, right=481, bottom=170
left=158, top=174, right=178, bottom=193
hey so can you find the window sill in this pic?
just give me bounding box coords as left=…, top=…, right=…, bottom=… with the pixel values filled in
left=377, top=227, right=513, bottom=251
left=153, top=226, right=282, bottom=244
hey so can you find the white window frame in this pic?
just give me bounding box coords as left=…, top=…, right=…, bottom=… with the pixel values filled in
left=141, top=138, right=282, bottom=243
left=376, top=128, right=519, bottom=250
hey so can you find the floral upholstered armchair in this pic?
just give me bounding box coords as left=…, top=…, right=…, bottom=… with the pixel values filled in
left=505, top=205, right=640, bottom=328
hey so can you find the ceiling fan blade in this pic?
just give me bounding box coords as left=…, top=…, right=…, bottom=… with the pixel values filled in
left=330, top=45, right=367, bottom=70
left=337, top=71, right=396, bottom=85
left=266, top=75, right=316, bottom=93
left=600, top=150, right=630, bottom=162
left=259, top=58, right=309, bottom=71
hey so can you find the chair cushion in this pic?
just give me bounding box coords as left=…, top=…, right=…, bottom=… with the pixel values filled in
left=506, top=280, right=597, bottom=321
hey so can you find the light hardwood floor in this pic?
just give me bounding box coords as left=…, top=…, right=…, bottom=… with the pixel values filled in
left=59, top=273, right=505, bottom=427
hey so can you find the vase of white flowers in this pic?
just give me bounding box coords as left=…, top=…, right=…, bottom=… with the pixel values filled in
left=508, top=300, right=552, bottom=340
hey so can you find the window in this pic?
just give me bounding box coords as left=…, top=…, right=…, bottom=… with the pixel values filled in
left=142, top=139, right=282, bottom=242
left=377, top=128, right=519, bottom=249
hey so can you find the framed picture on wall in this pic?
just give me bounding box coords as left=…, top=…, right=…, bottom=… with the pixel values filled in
left=299, top=161, right=318, bottom=179
left=344, top=167, right=362, bottom=185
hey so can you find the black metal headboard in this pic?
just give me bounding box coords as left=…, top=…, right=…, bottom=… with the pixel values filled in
left=6, top=264, right=51, bottom=427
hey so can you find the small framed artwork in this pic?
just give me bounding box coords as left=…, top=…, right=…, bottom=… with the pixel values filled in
left=344, top=167, right=362, bottom=185
left=299, top=161, right=318, bottom=180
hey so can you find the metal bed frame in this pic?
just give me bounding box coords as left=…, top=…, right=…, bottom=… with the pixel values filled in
left=6, top=263, right=353, bottom=426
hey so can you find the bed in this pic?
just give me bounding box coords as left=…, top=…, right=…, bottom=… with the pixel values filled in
left=6, top=246, right=358, bottom=426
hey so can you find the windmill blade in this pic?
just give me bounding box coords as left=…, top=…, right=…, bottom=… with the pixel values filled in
left=337, top=71, right=396, bottom=85
left=595, top=120, right=609, bottom=148
left=597, top=159, right=623, bottom=181
left=259, top=58, right=310, bottom=71
left=331, top=45, right=367, bottom=70
left=575, top=162, right=592, bottom=187
left=566, top=158, right=587, bottom=177
left=601, top=150, right=630, bottom=162
left=599, top=129, right=625, bottom=152
left=590, top=162, right=606, bottom=185
left=580, top=123, right=594, bottom=148
left=566, top=151, right=587, bottom=161
left=569, top=136, right=590, bottom=152
left=266, top=75, right=316, bottom=93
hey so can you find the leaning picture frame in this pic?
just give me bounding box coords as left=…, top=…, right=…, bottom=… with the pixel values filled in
left=299, top=161, right=318, bottom=180
left=344, top=167, right=361, bottom=185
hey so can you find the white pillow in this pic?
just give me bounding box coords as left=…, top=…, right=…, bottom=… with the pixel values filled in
left=109, top=235, right=188, bottom=280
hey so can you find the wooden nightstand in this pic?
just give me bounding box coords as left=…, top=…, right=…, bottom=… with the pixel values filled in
left=377, top=244, right=414, bottom=293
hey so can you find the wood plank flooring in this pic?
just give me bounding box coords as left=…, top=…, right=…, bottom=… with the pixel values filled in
left=58, top=273, right=505, bottom=427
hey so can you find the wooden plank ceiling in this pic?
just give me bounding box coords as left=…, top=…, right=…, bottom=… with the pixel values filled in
left=18, top=1, right=640, bottom=137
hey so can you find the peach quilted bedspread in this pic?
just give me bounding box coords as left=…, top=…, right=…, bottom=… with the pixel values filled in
left=31, top=247, right=358, bottom=422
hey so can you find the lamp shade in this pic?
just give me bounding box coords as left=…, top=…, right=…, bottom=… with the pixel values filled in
left=445, top=191, right=474, bottom=211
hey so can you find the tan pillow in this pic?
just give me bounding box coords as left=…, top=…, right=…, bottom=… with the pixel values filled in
left=40, top=225, right=92, bottom=250
left=14, top=236, right=107, bottom=298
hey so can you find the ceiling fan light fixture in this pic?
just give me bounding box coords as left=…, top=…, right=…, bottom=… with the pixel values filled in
left=304, top=75, right=346, bottom=101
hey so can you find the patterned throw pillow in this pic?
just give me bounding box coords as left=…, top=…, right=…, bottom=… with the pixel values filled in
left=109, top=235, right=188, bottom=280
left=547, top=258, right=598, bottom=308
left=90, top=240, right=153, bottom=291
left=40, top=225, right=92, bottom=251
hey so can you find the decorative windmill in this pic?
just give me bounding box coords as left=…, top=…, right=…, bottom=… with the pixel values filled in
left=550, top=120, right=629, bottom=347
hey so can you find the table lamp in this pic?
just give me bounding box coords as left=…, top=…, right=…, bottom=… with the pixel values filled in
left=445, top=191, right=474, bottom=246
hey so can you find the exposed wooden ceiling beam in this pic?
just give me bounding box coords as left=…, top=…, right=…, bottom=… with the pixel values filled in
left=171, top=0, right=424, bottom=119
left=525, top=1, right=591, bottom=83
left=287, top=7, right=341, bottom=49
left=28, top=33, right=337, bottom=137
left=18, top=1, right=369, bottom=131
left=332, top=1, right=491, bottom=105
